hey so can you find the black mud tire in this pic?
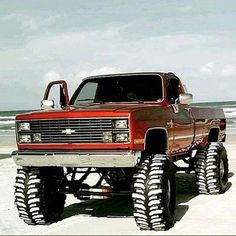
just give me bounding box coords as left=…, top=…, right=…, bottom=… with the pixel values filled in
left=14, top=167, right=66, bottom=225
left=195, top=142, right=228, bottom=194
left=132, top=154, right=176, bottom=231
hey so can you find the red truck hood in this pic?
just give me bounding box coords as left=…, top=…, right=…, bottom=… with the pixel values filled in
left=70, top=103, right=161, bottom=112
left=16, top=103, right=162, bottom=120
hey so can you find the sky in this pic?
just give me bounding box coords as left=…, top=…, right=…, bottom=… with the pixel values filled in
left=0, top=0, right=236, bottom=110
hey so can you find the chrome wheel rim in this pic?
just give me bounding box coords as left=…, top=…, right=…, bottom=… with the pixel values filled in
left=167, top=180, right=171, bottom=208
left=220, top=159, right=225, bottom=179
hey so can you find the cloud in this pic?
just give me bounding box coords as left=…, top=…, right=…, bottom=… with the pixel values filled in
left=0, top=1, right=236, bottom=110
left=1, top=12, right=62, bottom=34
left=43, top=68, right=121, bottom=85
left=43, top=71, right=61, bottom=84
left=24, top=28, right=225, bottom=71
left=199, top=62, right=215, bottom=76
left=1, top=13, right=38, bottom=32
left=42, top=67, right=121, bottom=96
left=199, top=67, right=212, bottom=75
left=5, top=28, right=236, bottom=106
left=176, top=5, right=194, bottom=12
left=74, top=67, right=121, bottom=79
left=200, top=62, right=235, bottom=78
left=221, top=64, right=235, bottom=77
left=1, top=17, right=236, bottom=109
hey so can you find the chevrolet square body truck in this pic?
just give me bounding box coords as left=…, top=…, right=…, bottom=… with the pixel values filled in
left=12, top=72, right=228, bottom=231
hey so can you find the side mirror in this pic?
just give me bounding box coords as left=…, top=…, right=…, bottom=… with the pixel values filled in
left=179, top=93, right=193, bottom=105
left=41, top=100, right=55, bottom=110
left=43, top=80, right=69, bottom=107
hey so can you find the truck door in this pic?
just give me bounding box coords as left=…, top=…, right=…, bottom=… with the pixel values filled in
left=166, top=78, right=194, bottom=154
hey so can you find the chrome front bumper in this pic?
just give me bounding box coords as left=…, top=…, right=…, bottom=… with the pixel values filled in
left=12, top=150, right=141, bottom=168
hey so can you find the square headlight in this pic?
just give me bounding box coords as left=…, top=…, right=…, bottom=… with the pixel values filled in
left=33, top=133, right=42, bottom=143
left=114, top=133, right=129, bottom=142
left=114, top=119, right=128, bottom=129
left=102, top=131, right=113, bottom=143
left=18, top=122, right=30, bottom=131
left=19, top=134, right=31, bottom=144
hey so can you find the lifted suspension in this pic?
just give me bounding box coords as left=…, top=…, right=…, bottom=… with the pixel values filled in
left=58, top=167, right=132, bottom=200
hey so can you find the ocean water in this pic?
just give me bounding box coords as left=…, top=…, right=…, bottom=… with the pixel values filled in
left=0, top=110, right=33, bottom=137
left=0, top=110, right=34, bottom=150
left=193, top=101, right=236, bottom=135
left=1, top=101, right=236, bottom=139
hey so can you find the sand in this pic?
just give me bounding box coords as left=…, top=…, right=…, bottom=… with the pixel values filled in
left=0, top=136, right=236, bottom=235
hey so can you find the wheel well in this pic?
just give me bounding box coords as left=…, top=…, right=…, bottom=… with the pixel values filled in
left=145, top=129, right=167, bottom=154
left=208, top=128, right=220, bottom=142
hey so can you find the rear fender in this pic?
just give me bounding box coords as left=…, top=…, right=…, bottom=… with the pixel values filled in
left=208, top=128, right=220, bottom=142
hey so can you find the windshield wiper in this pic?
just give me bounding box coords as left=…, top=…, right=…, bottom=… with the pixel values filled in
left=76, top=98, right=105, bottom=104
left=127, top=96, right=144, bottom=103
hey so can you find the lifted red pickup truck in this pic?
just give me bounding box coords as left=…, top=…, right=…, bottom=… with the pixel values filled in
left=12, top=72, right=228, bottom=231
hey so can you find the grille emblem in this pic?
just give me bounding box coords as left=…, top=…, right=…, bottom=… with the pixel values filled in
left=62, top=128, right=76, bottom=135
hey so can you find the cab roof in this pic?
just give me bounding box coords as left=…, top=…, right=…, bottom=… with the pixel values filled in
left=82, top=72, right=178, bottom=81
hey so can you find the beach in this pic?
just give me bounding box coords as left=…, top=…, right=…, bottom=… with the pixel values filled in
left=0, top=131, right=235, bottom=235
left=1, top=0, right=236, bottom=234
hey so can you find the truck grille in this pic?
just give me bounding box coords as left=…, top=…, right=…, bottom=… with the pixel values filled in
left=29, top=118, right=118, bottom=143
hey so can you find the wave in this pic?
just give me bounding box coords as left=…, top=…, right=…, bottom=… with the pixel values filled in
left=223, top=108, right=236, bottom=112
left=0, top=128, right=15, bottom=131
left=0, top=120, right=15, bottom=125
left=225, top=113, right=236, bottom=118
left=0, top=116, right=15, bottom=120
left=223, top=108, right=236, bottom=119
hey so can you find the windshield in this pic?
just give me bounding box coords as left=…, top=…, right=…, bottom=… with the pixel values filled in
left=70, top=74, right=163, bottom=105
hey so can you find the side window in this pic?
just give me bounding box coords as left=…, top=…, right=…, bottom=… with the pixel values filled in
left=74, top=82, right=98, bottom=105
left=167, top=79, right=180, bottom=104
